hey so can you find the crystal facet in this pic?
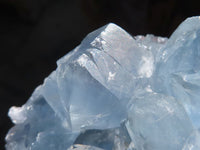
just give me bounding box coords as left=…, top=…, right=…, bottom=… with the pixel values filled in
left=6, top=16, right=200, bottom=150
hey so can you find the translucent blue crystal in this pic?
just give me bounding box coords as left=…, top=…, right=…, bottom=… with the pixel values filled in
left=6, top=16, right=200, bottom=150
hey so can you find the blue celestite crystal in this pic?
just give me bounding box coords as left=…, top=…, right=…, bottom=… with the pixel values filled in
left=5, top=16, right=200, bottom=150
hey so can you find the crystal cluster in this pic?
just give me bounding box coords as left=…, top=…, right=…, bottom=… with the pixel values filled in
left=5, top=16, right=200, bottom=150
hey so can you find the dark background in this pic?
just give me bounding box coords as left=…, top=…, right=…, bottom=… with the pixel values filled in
left=0, top=0, right=200, bottom=149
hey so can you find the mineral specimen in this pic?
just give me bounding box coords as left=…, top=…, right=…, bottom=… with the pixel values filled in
left=5, top=16, right=200, bottom=150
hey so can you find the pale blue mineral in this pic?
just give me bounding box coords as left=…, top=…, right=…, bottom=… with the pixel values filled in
left=5, top=16, right=200, bottom=150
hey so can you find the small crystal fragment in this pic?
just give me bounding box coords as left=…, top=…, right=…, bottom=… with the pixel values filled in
left=67, top=144, right=105, bottom=150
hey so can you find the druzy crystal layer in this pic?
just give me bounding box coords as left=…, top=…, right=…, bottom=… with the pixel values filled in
left=5, top=16, right=200, bottom=150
